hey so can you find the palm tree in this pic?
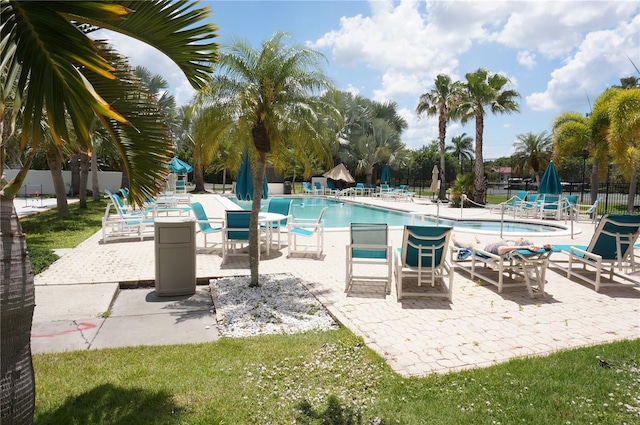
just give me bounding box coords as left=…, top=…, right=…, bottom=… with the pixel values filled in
left=457, top=69, right=520, bottom=204
left=446, top=132, right=474, bottom=174
left=1, top=2, right=218, bottom=422
left=416, top=74, right=464, bottom=200
left=552, top=94, right=612, bottom=204
left=512, top=131, right=553, bottom=185
left=606, top=87, right=640, bottom=213
left=338, top=93, right=407, bottom=184
left=196, top=32, right=337, bottom=287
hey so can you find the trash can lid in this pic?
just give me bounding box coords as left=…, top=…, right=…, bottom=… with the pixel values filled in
left=154, top=217, right=195, bottom=223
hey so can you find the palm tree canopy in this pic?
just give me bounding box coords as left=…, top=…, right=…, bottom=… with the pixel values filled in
left=198, top=31, right=337, bottom=171
left=512, top=131, right=552, bottom=183
left=1, top=0, right=219, bottom=203
left=607, top=87, right=640, bottom=178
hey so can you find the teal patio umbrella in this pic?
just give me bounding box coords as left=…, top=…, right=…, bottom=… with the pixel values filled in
left=168, top=157, right=193, bottom=173
left=380, top=164, right=391, bottom=183
left=538, top=161, right=562, bottom=194
left=236, top=151, right=268, bottom=200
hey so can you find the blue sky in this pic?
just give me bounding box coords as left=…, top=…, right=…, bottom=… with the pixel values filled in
left=102, top=0, right=640, bottom=159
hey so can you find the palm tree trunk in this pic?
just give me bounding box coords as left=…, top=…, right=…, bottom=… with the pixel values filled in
left=590, top=159, right=599, bottom=204
left=91, top=146, right=100, bottom=201
left=193, top=148, right=205, bottom=192
left=249, top=152, right=267, bottom=287
left=627, top=171, right=637, bottom=214
left=0, top=194, right=36, bottom=425
left=45, top=147, right=70, bottom=218
left=438, top=113, right=447, bottom=200
left=70, top=153, right=80, bottom=197
left=79, top=152, right=89, bottom=208
left=473, top=114, right=485, bottom=204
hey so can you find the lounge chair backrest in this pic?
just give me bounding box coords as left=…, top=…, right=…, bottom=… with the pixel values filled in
left=303, top=182, right=312, bottom=190
left=541, top=194, right=560, bottom=209
left=316, top=206, right=328, bottom=223
left=401, top=225, right=452, bottom=268
left=314, top=182, right=322, bottom=190
left=191, top=202, right=214, bottom=232
left=326, top=180, right=336, bottom=190
left=565, top=195, right=578, bottom=206
left=267, top=198, right=292, bottom=226
left=512, top=190, right=528, bottom=205
left=225, top=210, right=251, bottom=240
left=350, top=223, right=388, bottom=259
left=587, top=214, right=640, bottom=260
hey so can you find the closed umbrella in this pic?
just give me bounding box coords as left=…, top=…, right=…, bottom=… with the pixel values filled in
left=380, top=164, right=391, bottom=183
left=236, top=151, right=268, bottom=200
left=538, top=161, right=562, bottom=195
left=168, top=157, right=193, bottom=174
left=430, top=165, right=440, bottom=193
left=323, top=163, right=355, bottom=183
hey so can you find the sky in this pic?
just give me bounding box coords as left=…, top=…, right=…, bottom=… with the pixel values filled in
left=99, top=0, right=640, bottom=159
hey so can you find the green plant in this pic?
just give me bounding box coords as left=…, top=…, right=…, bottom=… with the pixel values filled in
left=449, top=173, right=475, bottom=207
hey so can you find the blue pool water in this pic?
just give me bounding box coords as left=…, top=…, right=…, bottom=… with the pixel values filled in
left=230, top=197, right=566, bottom=234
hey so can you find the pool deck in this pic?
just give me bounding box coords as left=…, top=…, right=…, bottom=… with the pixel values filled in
left=31, top=193, right=640, bottom=376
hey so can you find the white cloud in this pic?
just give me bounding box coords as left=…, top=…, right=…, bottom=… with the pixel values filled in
left=517, top=51, right=536, bottom=69
left=527, top=13, right=640, bottom=112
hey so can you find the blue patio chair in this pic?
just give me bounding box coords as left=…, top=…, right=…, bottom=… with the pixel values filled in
left=287, top=207, right=328, bottom=259
left=102, top=190, right=154, bottom=242
left=539, top=194, right=561, bottom=219
left=175, top=179, right=186, bottom=194
left=303, top=182, right=313, bottom=194
left=313, top=181, right=324, bottom=195
left=395, top=225, right=454, bottom=300
left=260, top=198, right=292, bottom=250
left=552, top=214, right=640, bottom=291
left=223, top=210, right=253, bottom=263
left=191, top=202, right=224, bottom=249
left=354, top=183, right=365, bottom=196
left=345, top=223, right=392, bottom=295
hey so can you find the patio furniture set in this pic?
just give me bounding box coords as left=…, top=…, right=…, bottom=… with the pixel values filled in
left=101, top=189, right=640, bottom=301
left=346, top=213, right=640, bottom=301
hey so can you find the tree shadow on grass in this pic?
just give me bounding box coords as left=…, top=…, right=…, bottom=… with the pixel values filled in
left=296, top=395, right=388, bottom=425
left=35, top=383, right=185, bottom=425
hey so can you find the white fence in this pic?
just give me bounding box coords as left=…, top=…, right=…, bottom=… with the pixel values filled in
left=3, top=169, right=123, bottom=196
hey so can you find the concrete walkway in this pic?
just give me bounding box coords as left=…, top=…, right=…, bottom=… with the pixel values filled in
left=30, top=193, right=640, bottom=377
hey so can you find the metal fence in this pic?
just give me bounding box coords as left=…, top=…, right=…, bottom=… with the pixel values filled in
left=494, top=182, right=640, bottom=215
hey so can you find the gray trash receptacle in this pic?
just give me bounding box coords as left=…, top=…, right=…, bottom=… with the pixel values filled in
left=154, top=217, right=196, bottom=296
left=283, top=181, right=292, bottom=194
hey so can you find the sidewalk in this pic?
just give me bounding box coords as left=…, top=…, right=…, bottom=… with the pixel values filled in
left=30, top=194, right=640, bottom=376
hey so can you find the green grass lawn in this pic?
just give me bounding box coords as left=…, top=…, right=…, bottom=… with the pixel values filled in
left=34, top=331, right=640, bottom=424
left=21, top=197, right=640, bottom=424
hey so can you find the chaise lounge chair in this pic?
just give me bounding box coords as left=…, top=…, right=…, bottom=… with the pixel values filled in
left=452, top=242, right=552, bottom=298
left=395, top=225, right=454, bottom=300
left=551, top=213, right=640, bottom=291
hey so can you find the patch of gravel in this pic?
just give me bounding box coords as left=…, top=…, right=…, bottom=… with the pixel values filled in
left=212, top=274, right=338, bottom=338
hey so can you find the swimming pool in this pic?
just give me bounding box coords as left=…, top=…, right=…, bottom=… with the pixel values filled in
left=230, top=197, right=569, bottom=235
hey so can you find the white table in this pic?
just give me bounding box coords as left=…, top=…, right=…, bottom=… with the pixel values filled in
left=258, top=212, right=287, bottom=255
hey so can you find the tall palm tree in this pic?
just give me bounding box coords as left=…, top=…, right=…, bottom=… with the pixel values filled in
left=457, top=69, right=520, bottom=204
left=446, top=132, right=474, bottom=174
left=196, top=32, right=337, bottom=287
left=0, top=2, right=218, bottom=422
left=416, top=74, right=464, bottom=200
left=606, top=87, right=640, bottom=213
left=512, top=131, right=553, bottom=185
